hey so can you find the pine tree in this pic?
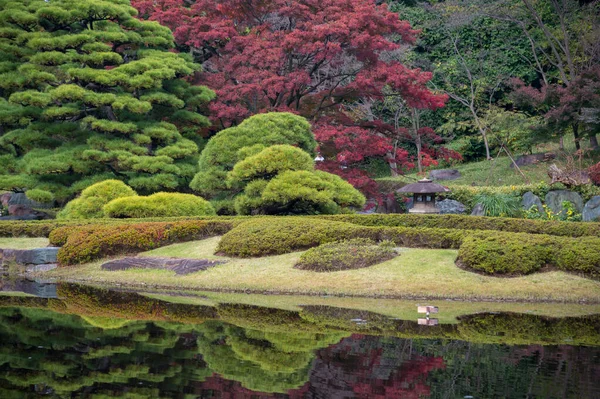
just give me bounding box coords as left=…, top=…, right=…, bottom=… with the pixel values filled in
left=0, top=0, right=214, bottom=201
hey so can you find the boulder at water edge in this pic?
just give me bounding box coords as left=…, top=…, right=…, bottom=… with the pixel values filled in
left=545, top=190, right=583, bottom=214
left=437, top=199, right=466, bottom=214
left=582, top=196, right=600, bottom=222
left=521, top=191, right=543, bottom=213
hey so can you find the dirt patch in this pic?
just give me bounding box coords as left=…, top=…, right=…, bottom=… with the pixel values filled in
left=101, top=257, right=228, bottom=275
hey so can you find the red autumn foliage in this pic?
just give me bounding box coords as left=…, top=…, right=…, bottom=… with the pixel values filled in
left=132, top=0, right=450, bottom=197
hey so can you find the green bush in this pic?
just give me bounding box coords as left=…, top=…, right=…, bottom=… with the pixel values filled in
left=457, top=231, right=600, bottom=277
left=457, top=232, right=554, bottom=275
left=103, top=192, right=216, bottom=218
left=295, top=239, right=398, bottom=272
left=57, top=180, right=137, bottom=220
left=190, top=113, right=317, bottom=197
left=234, top=170, right=365, bottom=215
left=58, top=220, right=234, bottom=265
left=25, top=189, right=54, bottom=204
left=227, top=145, right=314, bottom=184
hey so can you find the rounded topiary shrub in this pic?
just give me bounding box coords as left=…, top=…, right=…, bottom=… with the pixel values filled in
left=103, top=192, right=216, bottom=218
left=57, top=180, right=137, bottom=220
left=295, top=239, right=398, bottom=272
left=555, top=237, right=600, bottom=277
left=457, top=232, right=554, bottom=275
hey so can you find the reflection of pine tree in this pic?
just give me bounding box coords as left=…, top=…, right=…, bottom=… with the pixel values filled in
left=194, top=320, right=347, bottom=394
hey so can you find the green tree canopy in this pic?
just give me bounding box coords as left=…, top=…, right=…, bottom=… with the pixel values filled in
left=190, top=113, right=317, bottom=198
left=0, top=0, right=214, bottom=201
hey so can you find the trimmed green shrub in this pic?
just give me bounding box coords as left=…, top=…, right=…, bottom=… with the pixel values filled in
left=190, top=113, right=317, bottom=197
left=57, top=180, right=137, bottom=220
left=103, top=192, right=216, bottom=218
left=235, top=170, right=366, bottom=215
left=58, top=220, right=234, bottom=265
left=295, top=239, right=398, bottom=272
left=457, top=231, right=600, bottom=277
left=227, top=145, right=314, bottom=184
left=25, top=189, right=54, bottom=204
left=457, top=232, right=554, bottom=275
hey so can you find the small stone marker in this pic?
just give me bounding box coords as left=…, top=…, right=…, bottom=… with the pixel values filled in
left=418, top=318, right=439, bottom=326
left=101, top=257, right=227, bottom=275
left=417, top=305, right=439, bottom=314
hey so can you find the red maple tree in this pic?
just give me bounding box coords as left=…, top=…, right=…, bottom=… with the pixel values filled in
left=133, top=0, right=449, bottom=198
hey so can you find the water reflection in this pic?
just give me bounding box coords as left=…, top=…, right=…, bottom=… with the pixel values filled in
left=0, top=285, right=598, bottom=398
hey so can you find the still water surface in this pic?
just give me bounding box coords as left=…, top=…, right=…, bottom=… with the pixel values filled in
left=0, top=282, right=598, bottom=398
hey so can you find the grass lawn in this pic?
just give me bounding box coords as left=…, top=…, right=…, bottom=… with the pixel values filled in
left=42, top=236, right=600, bottom=303
left=0, top=237, right=49, bottom=249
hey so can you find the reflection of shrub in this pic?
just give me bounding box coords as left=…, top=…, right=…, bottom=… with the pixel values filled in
left=57, top=180, right=137, bottom=220
left=295, top=239, right=398, bottom=272
left=57, top=220, right=233, bottom=265
left=458, top=312, right=600, bottom=346
left=103, top=192, right=215, bottom=218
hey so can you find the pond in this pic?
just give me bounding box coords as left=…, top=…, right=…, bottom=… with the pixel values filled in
left=0, top=280, right=598, bottom=398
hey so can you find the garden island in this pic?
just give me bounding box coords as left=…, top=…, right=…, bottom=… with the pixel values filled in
left=0, top=0, right=599, bottom=397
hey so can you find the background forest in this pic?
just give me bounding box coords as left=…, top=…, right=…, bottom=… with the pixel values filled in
left=1, top=0, right=599, bottom=215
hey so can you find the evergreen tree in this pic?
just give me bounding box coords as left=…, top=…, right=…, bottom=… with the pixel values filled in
left=0, top=0, right=214, bottom=201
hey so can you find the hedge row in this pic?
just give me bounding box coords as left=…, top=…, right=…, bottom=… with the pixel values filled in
left=458, top=232, right=600, bottom=277
left=4, top=213, right=599, bottom=239
left=320, top=214, right=600, bottom=237
left=0, top=216, right=247, bottom=238
left=57, top=220, right=236, bottom=265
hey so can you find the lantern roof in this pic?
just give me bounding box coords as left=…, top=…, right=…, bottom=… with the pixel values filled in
left=397, top=178, right=450, bottom=194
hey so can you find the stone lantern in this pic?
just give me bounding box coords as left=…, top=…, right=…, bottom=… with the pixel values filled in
left=397, top=178, right=449, bottom=214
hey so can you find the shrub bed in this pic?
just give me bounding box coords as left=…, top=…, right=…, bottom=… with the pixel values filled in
left=58, top=220, right=235, bottom=265
left=294, top=239, right=398, bottom=272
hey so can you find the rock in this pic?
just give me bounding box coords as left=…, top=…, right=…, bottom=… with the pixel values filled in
left=582, top=196, right=600, bottom=222
left=7, top=192, right=54, bottom=209
left=0, top=193, right=11, bottom=207
left=436, top=199, right=466, bottom=214
left=512, top=153, right=556, bottom=168
left=26, top=264, right=58, bottom=273
left=7, top=204, right=51, bottom=219
left=470, top=203, right=485, bottom=216
left=14, top=248, right=59, bottom=265
left=429, top=169, right=461, bottom=181
left=522, top=191, right=543, bottom=213
left=545, top=190, right=584, bottom=215
left=101, top=257, right=228, bottom=275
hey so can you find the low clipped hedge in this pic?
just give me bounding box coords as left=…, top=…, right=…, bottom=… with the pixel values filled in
left=57, top=220, right=235, bottom=265
left=457, top=231, right=600, bottom=277
left=103, top=192, right=216, bottom=218
left=294, top=239, right=398, bottom=272
left=320, top=214, right=600, bottom=238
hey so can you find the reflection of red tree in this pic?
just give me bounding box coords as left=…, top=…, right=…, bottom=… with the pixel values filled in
left=195, top=374, right=309, bottom=398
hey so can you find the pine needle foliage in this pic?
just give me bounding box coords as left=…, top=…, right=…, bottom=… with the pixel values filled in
left=0, top=0, right=215, bottom=201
